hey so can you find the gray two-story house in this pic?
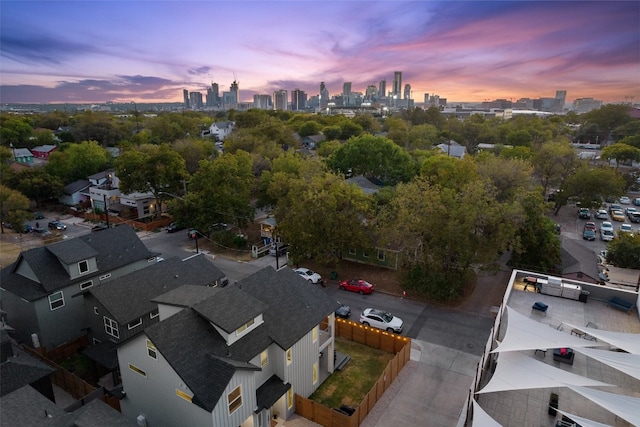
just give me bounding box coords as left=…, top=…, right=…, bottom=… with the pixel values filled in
left=0, top=226, right=158, bottom=349
left=117, top=266, right=340, bottom=427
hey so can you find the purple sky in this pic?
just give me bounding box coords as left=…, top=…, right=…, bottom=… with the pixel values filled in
left=1, top=1, right=638, bottom=104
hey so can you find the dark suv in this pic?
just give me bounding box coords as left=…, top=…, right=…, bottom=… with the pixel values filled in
left=577, top=208, right=591, bottom=219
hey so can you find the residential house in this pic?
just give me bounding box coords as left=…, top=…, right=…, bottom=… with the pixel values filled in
left=87, top=170, right=156, bottom=219
left=60, top=179, right=91, bottom=207
left=117, top=266, right=340, bottom=427
left=300, top=134, right=325, bottom=150
left=31, top=144, right=58, bottom=160
left=0, top=226, right=159, bottom=349
left=436, top=140, right=467, bottom=159
left=11, top=148, right=34, bottom=165
left=204, top=121, right=235, bottom=141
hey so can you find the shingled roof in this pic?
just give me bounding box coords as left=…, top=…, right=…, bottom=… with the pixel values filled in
left=88, top=255, right=226, bottom=325
left=143, top=266, right=340, bottom=412
left=1, top=225, right=156, bottom=301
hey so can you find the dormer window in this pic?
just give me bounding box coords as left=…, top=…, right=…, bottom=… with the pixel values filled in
left=235, top=318, right=255, bottom=336
left=78, top=260, right=89, bottom=275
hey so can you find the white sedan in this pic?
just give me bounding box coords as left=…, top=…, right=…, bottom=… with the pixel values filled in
left=600, top=221, right=614, bottom=233
left=359, top=308, right=403, bottom=334
left=595, top=209, right=609, bottom=220
left=294, top=268, right=324, bottom=285
left=619, top=196, right=631, bottom=205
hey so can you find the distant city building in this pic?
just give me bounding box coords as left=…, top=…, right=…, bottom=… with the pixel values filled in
left=392, top=71, right=402, bottom=97
left=555, top=90, right=567, bottom=112
left=221, top=79, right=239, bottom=109
left=183, top=89, right=189, bottom=109
left=343, top=82, right=352, bottom=106
left=291, top=88, right=307, bottom=111
left=253, top=94, right=272, bottom=110
left=206, top=82, right=220, bottom=107
left=572, top=97, right=603, bottom=114
left=189, top=91, right=203, bottom=109
left=378, top=80, right=387, bottom=98
left=365, top=85, right=377, bottom=102
left=320, top=82, right=330, bottom=109
left=273, top=90, right=288, bottom=111
left=404, top=84, right=411, bottom=100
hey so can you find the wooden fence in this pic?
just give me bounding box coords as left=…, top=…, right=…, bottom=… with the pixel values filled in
left=23, top=337, right=121, bottom=412
left=84, top=212, right=172, bottom=232
left=295, top=319, right=412, bottom=427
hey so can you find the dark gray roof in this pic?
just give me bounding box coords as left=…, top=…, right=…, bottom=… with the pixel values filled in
left=82, top=341, right=119, bottom=370
left=345, top=175, right=383, bottom=195
left=0, top=384, right=137, bottom=427
left=239, top=267, right=340, bottom=349
left=1, top=225, right=156, bottom=301
left=192, top=286, right=267, bottom=333
left=89, top=255, right=225, bottom=324
left=47, top=239, right=98, bottom=265
left=561, top=238, right=601, bottom=282
left=145, top=309, right=265, bottom=412
left=152, top=285, right=222, bottom=308
left=64, top=179, right=91, bottom=195
left=255, top=374, right=290, bottom=411
left=1, top=344, right=55, bottom=397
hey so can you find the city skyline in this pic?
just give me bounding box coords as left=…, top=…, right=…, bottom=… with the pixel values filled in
left=0, top=1, right=638, bottom=105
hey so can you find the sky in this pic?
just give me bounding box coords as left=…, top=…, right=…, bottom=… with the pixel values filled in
left=0, top=1, right=638, bottom=105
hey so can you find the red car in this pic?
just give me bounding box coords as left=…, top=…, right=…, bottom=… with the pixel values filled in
left=339, top=279, right=375, bottom=295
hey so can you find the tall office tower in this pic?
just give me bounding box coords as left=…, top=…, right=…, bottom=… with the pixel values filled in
left=392, top=71, right=402, bottom=96
left=189, top=91, right=203, bottom=109
left=343, top=82, right=352, bottom=106
left=320, top=82, right=330, bottom=108
left=365, top=85, right=377, bottom=101
left=212, top=83, right=220, bottom=106
left=424, top=93, right=429, bottom=104
left=273, top=90, right=288, bottom=111
left=253, top=94, right=272, bottom=110
left=183, top=89, right=190, bottom=109
left=291, top=89, right=307, bottom=111
left=404, top=84, right=411, bottom=100
left=379, top=80, right=387, bottom=98
left=228, top=79, right=239, bottom=109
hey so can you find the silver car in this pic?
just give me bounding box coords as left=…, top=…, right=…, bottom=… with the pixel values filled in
left=359, top=308, right=403, bottom=334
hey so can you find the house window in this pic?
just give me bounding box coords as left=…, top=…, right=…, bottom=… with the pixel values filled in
left=287, top=388, right=293, bottom=409
left=349, top=248, right=356, bottom=255
left=93, top=306, right=99, bottom=315
left=227, top=385, right=242, bottom=415
left=104, top=317, right=119, bottom=339
left=176, top=389, right=192, bottom=402
left=78, top=260, right=89, bottom=274
left=99, top=273, right=111, bottom=281
left=129, top=363, right=146, bottom=378
left=48, top=292, right=64, bottom=311
left=128, top=318, right=142, bottom=330
left=362, top=251, right=369, bottom=258
left=312, top=326, right=317, bottom=343
left=286, top=348, right=292, bottom=365
left=313, top=362, right=318, bottom=385
left=80, top=280, right=93, bottom=290
left=236, top=318, right=255, bottom=335
left=377, top=250, right=386, bottom=261
left=150, top=308, right=159, bottom=319
left=260, top=350, right=268, bottom=368
left=147, top=339, right=157, bottom=360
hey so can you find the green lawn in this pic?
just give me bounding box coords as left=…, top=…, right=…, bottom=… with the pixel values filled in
left=310, top=337, right=394, bottom=408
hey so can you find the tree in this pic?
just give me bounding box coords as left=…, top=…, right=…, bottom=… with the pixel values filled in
left=532, top=141, right=579, bottom=200
left=475, top=153, right=534, bottom=202
left=9, top=167, right=65, bottom=208
left=419, top=154, right=477, bottom=190
left=0, top=184, right=32, bottom=234
left=600, top=143, right=640, bottom=168
left=327, top=135, right=415, bottom=184
left=46, top=140, right=111, bottom=182
left=71, top=111, right=127, bottom=146
left=173, top=138, right=216, bottom=175
left=581, top=104, right=632, bottom=141
left=297, top=121, right=322, bottom=137
left=0, top=115, right=33, bottom=147
left=115, top=144, right=189, bottom=218
left=606, top=233, right=640, bottom=270
left=406, top=124, right=438, bottom=149
left=506, top=129, right=533, bottom=147
left=272, top=172, right=375, bottom=266
left=559, top=165, right=625, bottom=210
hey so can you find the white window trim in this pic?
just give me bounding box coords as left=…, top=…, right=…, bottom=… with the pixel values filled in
left=147, top=339, right=158, bottom=360
left=286, top=348, right=292, bottom=365
left=236, top=318, right=255, bottom=336
left=150, top=309, right=159, bottom=319
left=48, top=291, right=65, bottom=311
left=93, top=306, right=99, bottom=315
left=80, top=280, right=93, bottom=290
left=129, top=363, right=147, bottom=378
left=99, top=273, right=111, bottom=281
left=377, top=249, right=386, bottom=261
left=104, top=316, right=119, bottom=339
left=128, top=318, right=142, bottom=330
left=260, top=350, right=269, bottom=368
left=312, top=326, right=318, bottom=343
left=349, top=247, right=356, bottom=255
left=78, top=260, right=89, bottom=275
left=227, top=385, right=242, bottom=415
left=287, top=388, right=293, bottom=409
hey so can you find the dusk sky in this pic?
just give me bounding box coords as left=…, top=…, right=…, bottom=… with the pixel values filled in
left=1, top=1, right=638, bottom=105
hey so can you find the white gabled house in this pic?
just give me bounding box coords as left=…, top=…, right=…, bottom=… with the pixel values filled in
left=203, top=121, right=235, bottom=141
left=117, top=266, right=340, bottom=427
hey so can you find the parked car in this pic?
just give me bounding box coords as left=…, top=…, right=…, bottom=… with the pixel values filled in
left=600, top=229, right=615, bottom=242
left=619, top=196, right=631, bottom=205
left=269, top=242, right=289, bottom=256
left=34, top=212, right=44, bottom=220
left=577, top=208, right=591, bottom=219
left=166, top=222, right=186, bottom=233
left=618, top=223, right=634, bottom=236
left=634, top=197, right=640, bottom=206
left=609, top=204, right=622, bottom=214
left=33, top=228, right=52, bottom=237
left=630, top=212, right=640, bottom=223
left=209, top=223, right=230, bottom=232
left=91, top=223, right=109, bottom=232
left=294, top=267, right=323, bottom=285
left=359, top=308, right=403, bottom=333
left=611, top=210, right=626, bottom=222
left=625, top=207, right=637, bottom=218
left=47, top=220, right=67, bottom=230
left=339, top=279, right=375, bottom=295
left=595, top=209, right=609, bottom=220
left=582, top=229, right=596, bottom=241
left=600, top=221, right=614, bottom=233
left=583, top=222, right=597, bottom=231
left=335, top=301, right=351, bottom=319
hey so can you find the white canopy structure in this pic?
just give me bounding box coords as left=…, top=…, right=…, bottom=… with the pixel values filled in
left=476, top=352, right=613, bottom=394
left=555, top=409, right=613, bottom=427
left=562, top=323, right=640, bottom=354
left=568, top=386, right=640, bottom=426
left=491, top=307, right=607, bottom=353
left=572, top=347, right=640, bottom=381
left=471, top=400, right=502, bottom=427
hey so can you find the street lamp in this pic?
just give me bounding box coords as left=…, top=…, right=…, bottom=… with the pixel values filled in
left=160, top=191, right=198, bottom=254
